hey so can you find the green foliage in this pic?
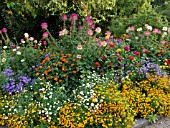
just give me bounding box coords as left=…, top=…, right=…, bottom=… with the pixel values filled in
left=109, top=10, right=169, bottom=36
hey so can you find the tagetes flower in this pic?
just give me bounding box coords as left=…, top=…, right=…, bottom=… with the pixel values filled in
left=44, top=57, right=50, bottom=61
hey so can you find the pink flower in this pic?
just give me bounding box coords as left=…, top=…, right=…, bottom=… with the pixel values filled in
left=78, top=26, right=84, bottom=30
left=41, top=22, right=48, bottom=30
left=168, top=28, right=170, bottom=35
left=105, top=31, right=111, bottom=36
left=11, top=44, right=15, bottom=49
left=95, top=27, right=101, bottom=33
left=70, top=13, right=78, bottom=23
left=124, top=46, right=130, bottom=51
left=87, top=29, right=93, bottom=36
left=0, top=30, right=2, bottom=34
left=43, top=41, right=47, bottom=46
left=144, top=31, right=150, bottom=36
left=161, top=40, right=166, bottom=45
left=61, top=14, right=67, bottom=21
left=59, top=29, right=68, bottom=36
left=86, top=15, right=91, bottom=21
left=2, top=28, right=7, bottom=33
left=153, top=28, right=159, bottom=34
left=118, top=57, right=123, bottom=61
left=42, top=32, right=48, bottom=38
left=129, top=26, right=135, bottom=31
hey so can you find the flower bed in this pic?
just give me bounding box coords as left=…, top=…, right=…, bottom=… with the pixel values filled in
left=0, top=14, right=170, bottom=128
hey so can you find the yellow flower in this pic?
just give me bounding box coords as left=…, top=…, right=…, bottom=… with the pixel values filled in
left=116, top=48, right=122, bottom=52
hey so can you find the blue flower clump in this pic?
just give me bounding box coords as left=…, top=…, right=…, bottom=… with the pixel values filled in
left=2, top=67, right=35, bottom=94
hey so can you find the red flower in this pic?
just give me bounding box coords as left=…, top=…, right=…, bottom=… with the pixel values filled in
left=34, top=46, right=38, bottom=49
left=108, top=62, right=112, bottom=66
left=135, top=52, right=140, bottom=56
left=129, top=56, right=134, bottom=60
left=113, top=36, right=117, bottom=39
left=94, top=62, right=100, bottom=67
left=110, top=43, right=114, bottom=48
left=144, top=49, right=149, bottom=54
left=102, top=56, right=106, bottom=61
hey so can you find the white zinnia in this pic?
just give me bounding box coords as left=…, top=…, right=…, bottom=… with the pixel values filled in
left=16, top=51, right=21, bottom=55
left=162, top=27, right=168, bottom=31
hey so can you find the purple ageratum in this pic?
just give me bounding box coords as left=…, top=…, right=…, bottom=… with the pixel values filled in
left=70, top=13, right=78, bottom=23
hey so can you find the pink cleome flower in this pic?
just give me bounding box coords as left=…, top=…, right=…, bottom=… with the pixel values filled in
left=61, top=14, right=67, bottom=21
left=41, top=22, right=48, bottom=30
left=2, top=28, right=7, bottom=33
left=70, top=13, right=78, bottom=23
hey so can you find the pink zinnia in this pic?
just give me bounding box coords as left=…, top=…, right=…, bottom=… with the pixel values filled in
left=43, top=41, right=47, bottom=46
left=11, top=44, right=15, bottom=49
left=87, top=29, right=93, bottom=36
left=105, top=31, right=111, bottom=36
left=41, top=22, right=48, bottom=30
left=129, top=26, right=135, bottom=31
left=124, top=46, right=130, bottom=51
left=144, top=31, right=150, bottom=36
left=42, top=32, right=48, bottom=38
left=70, top=13, right=78, bottom=22
left=161, top=40, right=166, bottom=45
left=61, top=14, right=67, bottom=21
left=2, top=28, right=7, bottom=33
left=153, top=28, right=159, bottom=34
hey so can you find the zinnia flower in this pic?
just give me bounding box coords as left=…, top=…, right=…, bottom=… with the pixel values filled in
left=94, top=62, right=100, bottom=67
left=129, top=56, right=134, bottom=60
left=87, top=29, right=93, bottom=36
left=124, top=46, right=130, bottom=51
left=2, top=28, right=7, bottom=33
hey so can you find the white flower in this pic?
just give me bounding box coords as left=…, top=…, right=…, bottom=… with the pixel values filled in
left=24, top=33, right=29, bottom=38
left=41, top=110, right=44, bottom=113
left=49, top=112, right=52, bottom=115
left=21, top=59, right=25, bottom=62
left=3, top=46, right=7, bottom=49
left=29, top=37, right=34, bottom=41
left=2, top=58, right=6, bottom=63
left=147, top=26, right=152, bottom=31
left=21, top=40, right=25, bottom=44
left=76, top=54, right=81, bottom=59
left=34, top=40, right=38, bottom=43
left=162, top=27, right=168, bottom=31
left=95, top=27, right=101, bottom=33
left=126, top=28, right=129, bottom=33
left=91, top=103, right=95, bottom=107
left=16, top=51, right=21, bottom=55
left=12, top=49, right=16, bottom=52
left=16, top=46, right=20, bottom=49
left=137, top=27, right=142, bottom=32
left=80, top=91, right=84, bottom=95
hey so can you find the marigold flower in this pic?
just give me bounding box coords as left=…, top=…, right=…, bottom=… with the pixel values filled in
left=59, top=79, right=62, bottom=82
left=44, top=70, right=48, bottom=75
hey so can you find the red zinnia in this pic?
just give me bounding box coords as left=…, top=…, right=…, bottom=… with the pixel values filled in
left=102, top=56, right=106, bottom=61
left=144, top=49, right=149, bottom=54
left=94, top=62, right=100, bottom=67
left=129, top=56, right=134, bottom=60
left=118, top=57, right=123, bottom=61
left=110, top=43, right=114, bottom=48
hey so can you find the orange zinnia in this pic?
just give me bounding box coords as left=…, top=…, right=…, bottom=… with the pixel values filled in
left=44, top=70, right=48, bottom=75
left=44, top=57, right=50, bottom=61
left=59, top=79, right=62, bottom=82
left=54, top=77, right=58, bottom=81
left=36, top=72, right=40, bottom=76
left=62, top=66, right=65, bottom=71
